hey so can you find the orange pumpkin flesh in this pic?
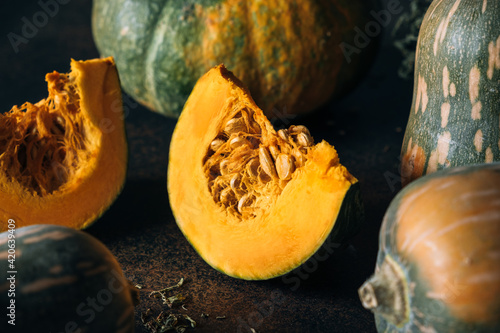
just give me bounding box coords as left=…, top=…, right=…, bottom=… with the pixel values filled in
left=0, top=57, right=127, bottom=231
left=167, top=65, right=363, bottom=280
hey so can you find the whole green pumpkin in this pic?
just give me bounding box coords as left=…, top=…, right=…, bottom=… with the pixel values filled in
left=0, top=224, right=138, bottom=333
left=91, top=0, right=380, bottom=118
left=401, top=0, right=500, bottom=186
left=359, top=162, right=500, bottom=332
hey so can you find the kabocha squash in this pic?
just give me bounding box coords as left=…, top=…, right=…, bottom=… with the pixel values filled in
left=401, top=0, right=500, bottom=186
left=92, top=0, right=379, bottom=118
left=167, top=65, right=363, bottom=280
left=0, top=57, right=127, bottom=231
left=0, top=224, right=138, bottom=332
left=359, top=163, right=500, bottom=332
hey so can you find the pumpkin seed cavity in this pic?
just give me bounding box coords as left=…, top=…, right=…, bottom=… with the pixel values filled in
left=0, top=72, right=95, bottom=196
left=203, top=107, right=313, bottom=220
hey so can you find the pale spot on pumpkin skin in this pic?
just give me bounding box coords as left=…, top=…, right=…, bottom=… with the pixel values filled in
left=472, top=101, right=482, bottom=120
left=0, top=249, right=21, bottom=260
left=474, top=130, right=484, bottom=152
left=482, top=0, right=487, bottom=13
left=441, top=102, right=451, bottom=128
left=469, top=65, right=480, bottom=104
left=449, top=82, right=456, bottom=97
left=427, top=150, right=438, bottom=174
left=21, top=275, right=78, bottom=294
left=442, top=66, right=450, bottom=98
left=22, top=230, right=73, bottom=244
left=437, top=131, right=451, bottom=165
left=415, top=75, right=428, bottom=114
left=433, top=0, right=462, bottom=56
left=0, top=282, right=12, bottom=293
left=84, top=265, right=108, bottom=276
left=486, top=146, right=493, bottom=163
left=487, top=36, right=500, bottom=80
left=120, top=26, right=129, bottom=36
left=49, top=265, right=63, bottom=274
left=14, top=225, right=47, bottom=239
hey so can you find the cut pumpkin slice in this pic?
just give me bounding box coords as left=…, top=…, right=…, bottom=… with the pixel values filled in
left=167, top=65, right=363, bottom=280
left=0, top=57, right=127, bottom=231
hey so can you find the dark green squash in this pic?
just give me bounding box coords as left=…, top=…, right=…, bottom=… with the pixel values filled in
left=0, top=224, right=138, bottom=332
left=91, top=0, right=380, bottom=118
left=359, top=162, right=500, bottom=332
left=401, top=0, right=500, bottom=186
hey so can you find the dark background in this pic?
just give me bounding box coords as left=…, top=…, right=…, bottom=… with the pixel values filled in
left=0, top=1, right=426, bottom=332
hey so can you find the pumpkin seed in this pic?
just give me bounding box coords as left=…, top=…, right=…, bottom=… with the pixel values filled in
left=246, top=158, right=259, bottom=178
left=220, top=187, right=236, bottom=204
left=230, top=174, right=245, bottom=197
left=293, top=150, right=306, bottom=168
left=277, top=129, right=289, bottom=141
left=259, top=146, right=277, bottom=178
left=210, top=138, right=225, bottom=152
left=224, top=117, right=246, bottom=135
left=237, top=193, right=253, bottom=214
left=296, top=132, right=313, bottom=147
left=289, top=125, right=310, bottom=136
left=275, top=153, right=295, bottom=180
left=220, top=159, right=230, bottom=175
left=269, top=144, right=280, bottom=160
left=229, top=136, right=250, bottom=150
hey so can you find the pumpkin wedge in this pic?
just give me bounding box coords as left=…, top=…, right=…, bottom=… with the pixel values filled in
left=167, top=65, right=363, bottom=280
left=0, top=57, right=127, bottom=231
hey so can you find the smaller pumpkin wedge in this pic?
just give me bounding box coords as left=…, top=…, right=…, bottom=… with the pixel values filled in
left=0, top=224, right=138, bottom=333
left=0, top=57, right=127, bottom=231
left=359, top=162, right=500, bottom=332
left=401, top=0, right=500, bottom=186
left=167, top=64, right=363, bottom=280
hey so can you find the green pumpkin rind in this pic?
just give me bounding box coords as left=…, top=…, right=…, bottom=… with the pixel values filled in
left=91, top=0, right=379, bottom=118
left=401, top=0, right=500, bottom=186
left=359, top=162, right=500, bottom=332
left=0, top=225, right=137, bottom=333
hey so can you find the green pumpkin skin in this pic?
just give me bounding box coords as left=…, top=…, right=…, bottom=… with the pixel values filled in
left=359, top=163, right=500, bottom=332
left=91, top=0, right=380, bottom=118
left=401, top=0, right=500, bottom=186
left=0, top=225, right=137, bottom=333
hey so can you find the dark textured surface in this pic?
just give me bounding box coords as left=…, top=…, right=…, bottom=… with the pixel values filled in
left=0, top=1, right=416, bottom=332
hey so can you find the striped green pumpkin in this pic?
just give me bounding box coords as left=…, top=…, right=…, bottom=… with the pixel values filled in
left=401, top=0, right=500, bottom=186
left=359, top=162, right=500, bottom=332
left=0, top=225, right=137, bottom=333
left=91, top=0, right=379, bottom=118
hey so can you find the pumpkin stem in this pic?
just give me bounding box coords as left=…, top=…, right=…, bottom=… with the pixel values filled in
left=358, top=255, right=409, bottom=327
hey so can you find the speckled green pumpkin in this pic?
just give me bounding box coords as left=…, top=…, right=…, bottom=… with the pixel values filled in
left=401, top=0, right=500, bottom=186
left=0, top=225, right=138, bottom=333
left=91, top=0, right=379, bottom=118
left=359, top=163, right=500, bottom=332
